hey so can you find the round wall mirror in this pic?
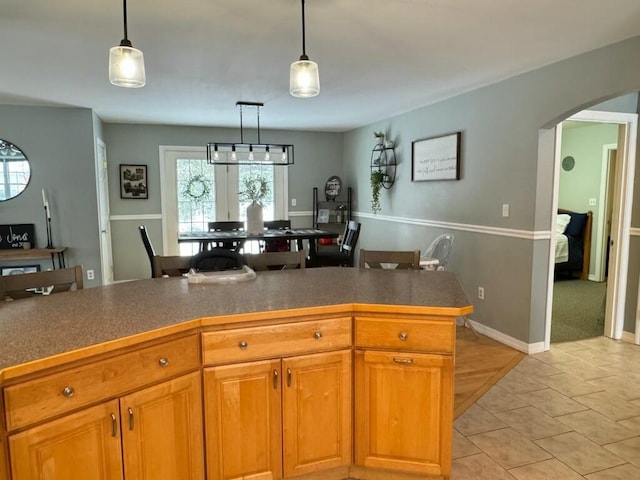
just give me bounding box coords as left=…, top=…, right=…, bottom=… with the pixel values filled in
left=0, top=139, right=31, bottom=201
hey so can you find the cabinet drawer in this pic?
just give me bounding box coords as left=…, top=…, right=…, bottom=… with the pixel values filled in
left=4, top=334, right=200, bottom=431
left=354, top=316, right=454, bottom=353
left=202, top=317, right=352, bottom=365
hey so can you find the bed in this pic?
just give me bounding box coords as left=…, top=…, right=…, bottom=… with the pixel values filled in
left=554, top=209, right=592, bottom=280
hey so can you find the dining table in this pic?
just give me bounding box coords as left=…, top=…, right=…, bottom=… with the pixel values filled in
left=178, top=227, right=339, bottom=257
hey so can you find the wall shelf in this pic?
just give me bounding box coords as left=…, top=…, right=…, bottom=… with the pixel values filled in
left=370, top=144, right=396, bottom=188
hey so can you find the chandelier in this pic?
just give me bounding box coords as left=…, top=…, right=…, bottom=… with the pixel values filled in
left=206, top=102, right=294, bottom=166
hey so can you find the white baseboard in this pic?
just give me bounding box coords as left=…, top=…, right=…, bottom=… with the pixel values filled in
left=464, top=317, right=545, bottom=354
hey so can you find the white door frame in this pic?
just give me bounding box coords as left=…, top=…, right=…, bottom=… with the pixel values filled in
left=545, top=109, right=637, bottom=349
left=159, top=146, right=289, bottom=256
left=94, top=138, right=113, bottom=285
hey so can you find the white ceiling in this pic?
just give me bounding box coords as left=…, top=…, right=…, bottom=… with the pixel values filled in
left=2, top=0, right=640, bottom=132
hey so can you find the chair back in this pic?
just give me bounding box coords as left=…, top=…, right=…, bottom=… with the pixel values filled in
left=263, top=220, right=292, bottom=252
left=340, top=221, right=361, bottom=257
left=244, top=250, right=306, bottom=271
left=359, top=249, right=421, bottom=270
left=207, top=221, right=245, bottom=251
left=424, top=233, right=454, bottom=270
left=264, top=220, right=291, bottom=230
left=139, top=225, right=156, bottom=278
left=1, top=266, right=84, bottom=300
left=152, top=255, right=191, bottom=278
left=189, top=247, right=245, bottom=272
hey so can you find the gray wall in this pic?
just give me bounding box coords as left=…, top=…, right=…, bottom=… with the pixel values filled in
left=0, top=105, right=102, bottom=286
left=103, top=124, right=343, bottom=280
left=342, top=35, right=640, bottom=345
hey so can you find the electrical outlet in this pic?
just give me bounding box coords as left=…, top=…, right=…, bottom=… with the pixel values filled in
left=478, top=286, right=485, bottom=300
left=502, top=204, right=509, bottom=217
left=588, top=197, right=597, bottom=206
left=291, top=198, right=297, bottom=207
left=87, top=269, right=95, bottom=280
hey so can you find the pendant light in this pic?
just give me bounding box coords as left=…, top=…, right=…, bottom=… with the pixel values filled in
left=109, top=0, right=146, bottom=88
left=290, top=0, right=319, bottom=98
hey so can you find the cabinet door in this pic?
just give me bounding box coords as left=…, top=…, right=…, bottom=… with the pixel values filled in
left=120, top=372, right=204, bottom=480
left=282, top=350, right=352, bottom=477
left=9, top=400, right=123, bottom=480
left=204, top=360, right=282, bottom=480
left=0, top=427, right=8, bottom=480
left=354, top=350, right=453, bottom=478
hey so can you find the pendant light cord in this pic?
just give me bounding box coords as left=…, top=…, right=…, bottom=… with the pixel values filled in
left=122, top=0, right=129, bottom=40
left=300, top=0, right=307, bottom=59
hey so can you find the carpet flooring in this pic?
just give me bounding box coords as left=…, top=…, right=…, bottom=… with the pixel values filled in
left=551, top=278, right=607, bottom=343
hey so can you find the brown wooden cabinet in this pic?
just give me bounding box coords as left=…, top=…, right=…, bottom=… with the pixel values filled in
left=204, top=350, right=352, bottom=480
left=8, top=372, right=203, bottom=480
left=353, top=314, right=455, bottom=480
left=9, top=400, right=124, bottom=480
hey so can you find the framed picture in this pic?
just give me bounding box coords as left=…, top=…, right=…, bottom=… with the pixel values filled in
left=317, top=209, right=330, bottom=224
left=411, top=132, right=461, bottom=181
left=120, top=164, right=148, bottom=199
left=2, top=264, right=40, bottom=276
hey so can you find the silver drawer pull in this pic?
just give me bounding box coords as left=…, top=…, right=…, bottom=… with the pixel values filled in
left=399, top=332, right=408, bottom=341
left=393, top=358, right=414, bottom=365
left=239, top=341, right=248, bottom=350
left=158, top=357, right=169, bottom=367
left=62, top=386, right=75, bottom=398
left=314, top=331, right=323, bottom=340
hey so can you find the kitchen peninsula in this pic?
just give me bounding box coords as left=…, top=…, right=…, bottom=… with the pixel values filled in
left=0, top=268, right=472, bottom=480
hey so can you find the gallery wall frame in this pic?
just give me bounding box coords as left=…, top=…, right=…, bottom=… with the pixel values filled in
left=119, top=164, right=148, bottom=199
left=411, top=132, right=461, bottom=181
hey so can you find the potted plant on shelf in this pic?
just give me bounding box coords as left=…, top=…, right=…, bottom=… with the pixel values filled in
left=239, top=174, right=270, bottom=234
left=370, top=170, right=384, bottom=214
left=373, top=131, right=385, bottom=146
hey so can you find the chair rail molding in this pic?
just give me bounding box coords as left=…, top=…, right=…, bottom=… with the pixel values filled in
left=110, top=214, right=163, bottom=221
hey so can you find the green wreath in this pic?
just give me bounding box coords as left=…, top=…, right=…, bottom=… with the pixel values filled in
left=183, top=174, right=211, bottom=202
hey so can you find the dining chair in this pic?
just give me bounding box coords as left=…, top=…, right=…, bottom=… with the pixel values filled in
left=1, top=266, right=84, bottom=300
left=308, top=220, right=361, bottom=267
left=139, top=225, right=157, bottom=278
left=189, top=247, right=245, bottom=272
left=152, top=255, right=191, bottom=278
left=207, top=221, right=245, bottom=251
left=359, top=249, right=421, bottom=270
left=263, top=219, right=292, bottom=252
left=244, top=250, right=306, bottom=271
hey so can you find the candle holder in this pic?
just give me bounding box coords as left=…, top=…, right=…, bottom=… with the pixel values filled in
left=44, top=206, right=54, bottom=249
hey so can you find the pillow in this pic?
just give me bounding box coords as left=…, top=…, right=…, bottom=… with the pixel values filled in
left=556, top=214, right=571, bottom=234
left=565, top=213, right=588, bottom=237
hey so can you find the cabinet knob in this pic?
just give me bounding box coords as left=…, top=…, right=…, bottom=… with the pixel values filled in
left=399, top=332, right=408, bottom=341
left=239, top=341, right=248, bottom=350
left=62, top=386, right=75, bottom=398
left=158, top=357, right=169, bottom=367
left=314, top=331, right=323, bottom=340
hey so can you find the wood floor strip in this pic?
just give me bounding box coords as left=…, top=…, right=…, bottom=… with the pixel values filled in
left=453, top=326, right=525, bottom=419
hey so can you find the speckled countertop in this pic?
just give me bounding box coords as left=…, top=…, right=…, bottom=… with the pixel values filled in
left=0, top=268, right=471, bottom=371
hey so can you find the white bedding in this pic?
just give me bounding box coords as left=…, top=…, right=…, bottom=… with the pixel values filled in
left=555, top=233, right=569, bottom=263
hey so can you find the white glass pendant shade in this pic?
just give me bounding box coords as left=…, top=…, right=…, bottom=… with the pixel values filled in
left=109, top=44, right=146, bottom=88
left=290, top=58, right=319, bottom=98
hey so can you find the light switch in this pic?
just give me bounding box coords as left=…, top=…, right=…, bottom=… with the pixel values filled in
left=502, top=204, right=509, bottom=217
left=291, top=198, right=297, bottom=207
left=588, top=198, right=597, bottom=206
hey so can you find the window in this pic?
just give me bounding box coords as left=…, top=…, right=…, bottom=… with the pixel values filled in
left=160, top=147, right=288, bottom=256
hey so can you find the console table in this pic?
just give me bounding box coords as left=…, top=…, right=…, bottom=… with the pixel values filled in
left=0, top=247, right=67, bottom=270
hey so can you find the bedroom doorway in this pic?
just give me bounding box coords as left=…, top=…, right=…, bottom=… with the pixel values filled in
left=545, top=109, right=638, bottom=349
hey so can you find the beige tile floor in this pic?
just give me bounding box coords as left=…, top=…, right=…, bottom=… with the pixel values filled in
left=452, top=336, right=640, bottom=479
